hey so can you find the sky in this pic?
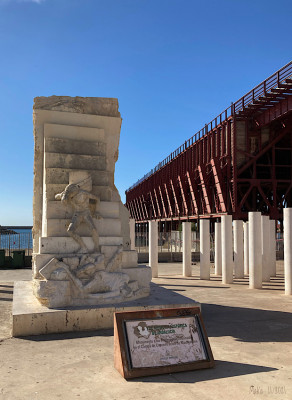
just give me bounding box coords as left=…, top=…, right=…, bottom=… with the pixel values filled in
left=0, top=0, right=291, bottom=225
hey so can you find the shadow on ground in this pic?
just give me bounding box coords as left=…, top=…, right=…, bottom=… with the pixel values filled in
left=202, top=303, right=292, bottom=343
left=131, top=360, right=277, bottom=383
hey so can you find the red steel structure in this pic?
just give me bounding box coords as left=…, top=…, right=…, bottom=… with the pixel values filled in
left=126, top=62, right=292, bottom=224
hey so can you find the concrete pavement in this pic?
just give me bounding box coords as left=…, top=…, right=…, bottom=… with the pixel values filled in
left=0, top=262, right=291, bottom=400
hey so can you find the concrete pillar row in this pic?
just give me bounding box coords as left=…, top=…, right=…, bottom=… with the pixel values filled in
left=129, top=219, right=136, bottom=251
left=284, top=208, right=292, bottom=295
left=261, top=216, right=270, bottom=282
left=221, top=215, right=233, bottom=284
left=183, top=222, right=192, bottom=277
left=200, top=219, right=210, bottom=280
left=249, top=212, right=262, bottom=289
left=214, top=222, right=222, bottom=276
left=234, top=220, right=244, bottom=279
left=269, top=219, right=277, bottom=277
left=149, top=220, right=158, bottom=278
left=244, top=222, right=249, bottom=275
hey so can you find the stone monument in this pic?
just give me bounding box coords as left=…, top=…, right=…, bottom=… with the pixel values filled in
left=32, top=96, right=151, bottom=308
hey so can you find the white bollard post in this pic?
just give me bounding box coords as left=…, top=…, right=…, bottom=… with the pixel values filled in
left=270, top=219, right=276, bottom=277
left=215, top=222, right=222, bottom=275
left=200, top=219, right=210, bottom=280
left=234, top=220, right=244, bottom=278
left=149, top=220, right=158, bottom=278
left=244, top=222, right=249, bottom=275
left=284, top=208, right=292, bottom=295
left=129, top=219, right=136, bottom=251
left=221, top=215, right=233, bottom=284
left=183, top=222, right=192, bottom=277
left=249, top=212, right=262, bottom=289
left=261, top=216, right=270, bottom=282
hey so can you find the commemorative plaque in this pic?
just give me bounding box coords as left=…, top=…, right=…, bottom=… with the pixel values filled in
left=114, top=307, right=214, bottom=379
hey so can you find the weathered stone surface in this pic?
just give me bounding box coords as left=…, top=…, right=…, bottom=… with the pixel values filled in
left=31, top=96, right=150, bottom=310
left=34, top=96, right=121, bottom=118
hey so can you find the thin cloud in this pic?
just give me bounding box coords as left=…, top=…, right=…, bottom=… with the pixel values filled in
left=0, top=0, right=46, bottom=4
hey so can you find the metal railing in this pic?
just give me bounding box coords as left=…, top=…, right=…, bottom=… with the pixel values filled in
left=0, top=231, right=33, bottom=256
left=127, top=61, right=292, bottom=192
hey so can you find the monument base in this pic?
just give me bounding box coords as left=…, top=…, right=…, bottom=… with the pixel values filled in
left=12, top=281, right=200, bottom=337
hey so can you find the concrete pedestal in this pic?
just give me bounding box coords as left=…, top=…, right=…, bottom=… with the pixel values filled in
left=234, top=220, right=244, bottom=279
left=215, top=222, right=222, bottom=276
left=244, top=222, right=249, bottom=275
left=270, top=220, right=276, bottom=277
left=261, top=216, right=270, bottom=282
left=221, top=215, right=233, bottom=284
left=183, top=222, right=192, bottom=277
left=129, top=219, right=136, bottom=251
left=149, top=220, right=158, bottom=278
left=284, top=208, right=292, bottom=295
left=12, top=281, right=200, bottom=337
left=200, top=219, right=210, bottom=280
left=249, top=212, right=262, bottom=289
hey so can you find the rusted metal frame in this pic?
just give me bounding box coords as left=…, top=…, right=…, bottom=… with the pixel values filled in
left=198, top=165, right=211, bottom=214
left=134, top=197, right=143, bottom=221
left=149, top=191, right=157, bottom=219
left=153, top=188, right=161, bottom=218
left=257, top=184, right=272, bottom=210
left=238, top=126, right=290, bottom=175
left=238, top=184, right=253, bottom=208
left=141, top=195, right=149, bottom=220
left=170, top=178, right=180, bottom=216
left=257, top=96, right=292, bottom=126
left=130, top=201, right=138, bottom=220
left=177, top=175, right=188, bottom=216
left=186, top=171, right=199, bottom=215
left=158, top=185, right=167, bottom=218
left=164, top=183, right=173, bottom=217
left=232, top=118, right=238, bottom=213
left=127, top=200, right=135, bottom=220
left=138, top=196, right=146, bottom=221
left=210, top=158, right=227, bottom=213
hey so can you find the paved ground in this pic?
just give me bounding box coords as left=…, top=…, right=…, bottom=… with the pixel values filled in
left=0, top=262, right=291, bottom=400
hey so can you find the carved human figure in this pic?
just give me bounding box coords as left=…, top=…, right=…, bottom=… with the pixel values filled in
left=55, top=180, right=101, bottom=253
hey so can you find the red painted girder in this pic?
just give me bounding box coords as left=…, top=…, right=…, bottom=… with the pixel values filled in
left=170, top=179, right=180, bottom=216
left=138, top=196, right=146, bottom=220
left=198, top=165, right=211, bottom=214
left=134, top=197, right=142, bottom=221
left=158, top=185, right=167, bottom=218
left=257, top=96, right=292, bottom=126
left=186, top=171, right=198, bottom=215
left=142, top=195, right=149, bottom=219
left=153, top=188, right=162, bottom=218
left=177, top=175, right=188, bottom=216
left=210, top=158, right=227, bottom=213
left=164, top=183, right=173, bottom=216
left=149, top=191, right=157, bottom=219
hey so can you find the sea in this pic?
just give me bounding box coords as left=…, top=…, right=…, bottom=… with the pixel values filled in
left=0, top=227, right=33, bottom=251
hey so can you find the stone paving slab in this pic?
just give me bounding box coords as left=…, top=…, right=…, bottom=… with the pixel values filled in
left=0, top=263, right=291, bottom=400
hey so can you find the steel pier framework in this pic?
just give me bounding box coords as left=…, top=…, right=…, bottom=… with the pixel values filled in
left=126, top=62, right=292, bottom=223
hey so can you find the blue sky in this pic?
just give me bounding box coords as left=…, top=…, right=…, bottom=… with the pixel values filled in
left=0, top=0, right=291, bottom=225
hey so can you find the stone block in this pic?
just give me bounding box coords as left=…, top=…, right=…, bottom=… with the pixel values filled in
left=45, top=168, right=109, bottom=185
left=45, top=152, right=106, bottom=170
left=46, top=200, right=120, bottom=219
left=39, top=236, right=123, bottom=254
left=45, top=184, right=112, bottom=202
left=45, top=137, right=106, bottom=156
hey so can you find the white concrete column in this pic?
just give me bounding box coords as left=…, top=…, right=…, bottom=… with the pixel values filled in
left=149, top=220, right=158, bottom=278
left=261, top=216, right=270, bottom=282
left=183, top=222, right=192, bottom=277
left=129, top=219, right=136, bottom=251
left=269, top=219, right=276, bottom=277
left=234, top=220, right=244, bottom=278
left=200, top=219, right=210, bottom=280
left=244, top=222, right=249, bottom=275
left=214, top=222, right=222, bottom=275
left=284, top=208, right=292, bottom=295
left=249, top=212, right=262, bottom=289
left=221, top=215, right=233, bottom=284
